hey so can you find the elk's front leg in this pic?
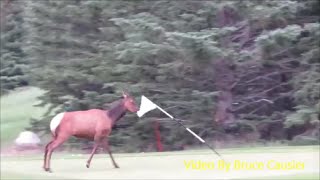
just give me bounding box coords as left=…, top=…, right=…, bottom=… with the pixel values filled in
left=86, top=135, right=102, bottom=168
left=103, top=139, right=119, bottom=168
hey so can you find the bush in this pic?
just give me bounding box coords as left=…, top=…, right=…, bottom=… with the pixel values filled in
left=289, top=135, right=320, bottom=146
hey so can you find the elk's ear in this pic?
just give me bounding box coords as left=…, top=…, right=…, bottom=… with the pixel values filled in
left=122, top=91, right=129, bottom=98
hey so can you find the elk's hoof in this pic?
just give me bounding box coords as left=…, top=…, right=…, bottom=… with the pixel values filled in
left=114, top=165, right=120, bottom=168
left=44, top=167, right=52, bottom=173
left=86, top=163, right=90, bottom=168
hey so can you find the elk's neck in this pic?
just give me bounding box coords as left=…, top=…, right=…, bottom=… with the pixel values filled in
left=107, top=100, right=127, bottom=126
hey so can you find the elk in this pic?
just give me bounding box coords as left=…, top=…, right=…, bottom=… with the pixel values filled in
left=43, top=92, right=139, bottom=172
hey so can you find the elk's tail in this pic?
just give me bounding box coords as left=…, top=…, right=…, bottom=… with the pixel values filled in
left=50, top=112, right=65, bottom=137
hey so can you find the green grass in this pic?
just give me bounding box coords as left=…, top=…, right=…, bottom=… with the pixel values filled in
left=0, top=87, right=48, bottom=147
left=0, top=171, right=61, bottom=180
left=2, top=145, right=318, bottom=161
left=246, top=173, right=319, bottom=180
left=1, top=146, right=319, bottom=180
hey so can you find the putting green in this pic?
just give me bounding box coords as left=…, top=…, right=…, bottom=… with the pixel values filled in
left=1, top=146, right=319, bottom=179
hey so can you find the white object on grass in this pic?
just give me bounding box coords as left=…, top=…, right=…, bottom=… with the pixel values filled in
left=15, top=131, right=41, bottom=146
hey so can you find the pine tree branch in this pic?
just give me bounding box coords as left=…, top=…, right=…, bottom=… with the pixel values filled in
left=238, top=82, right=291, bottom=102
left=233, top=98, right=274, bottom=112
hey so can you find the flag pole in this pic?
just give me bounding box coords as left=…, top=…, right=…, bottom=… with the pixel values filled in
left=137, top=95, right=225, bottom=161
left=154, top=104, right=224, bottom=160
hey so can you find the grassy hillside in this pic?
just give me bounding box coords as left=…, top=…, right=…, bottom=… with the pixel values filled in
left=0, top=87, right=47, bottom=147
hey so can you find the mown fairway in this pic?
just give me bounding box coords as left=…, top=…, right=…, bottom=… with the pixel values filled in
left=1, top=146, right=319, bottom=180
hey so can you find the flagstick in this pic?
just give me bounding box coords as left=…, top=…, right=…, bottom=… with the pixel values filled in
left=175, top=118, right=225, bottom=161
left=155, top=104, right=225, bottom=161
left=154, top=104, right=174, bottom=119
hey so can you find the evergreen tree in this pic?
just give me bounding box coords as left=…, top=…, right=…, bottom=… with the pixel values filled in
left=0, top=0, right=29, bottom=94
left=20, top=0, right=319, bottom=151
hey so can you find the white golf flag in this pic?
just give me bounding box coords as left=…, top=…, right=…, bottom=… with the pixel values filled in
left=137, top=95, right=158, bottom=117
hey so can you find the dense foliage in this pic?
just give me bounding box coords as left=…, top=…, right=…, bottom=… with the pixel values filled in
left=1, top=0, right=319, bottom=152
left=0, top=0, right=29, bottom=94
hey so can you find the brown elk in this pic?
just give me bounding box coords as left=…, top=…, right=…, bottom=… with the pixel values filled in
left=43, top=91, right=139, bottom=172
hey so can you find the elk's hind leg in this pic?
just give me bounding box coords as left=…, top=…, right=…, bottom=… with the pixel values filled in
left=44, top=134, right=69, bottom=172
left=43, top=140, right=54, bottom=170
